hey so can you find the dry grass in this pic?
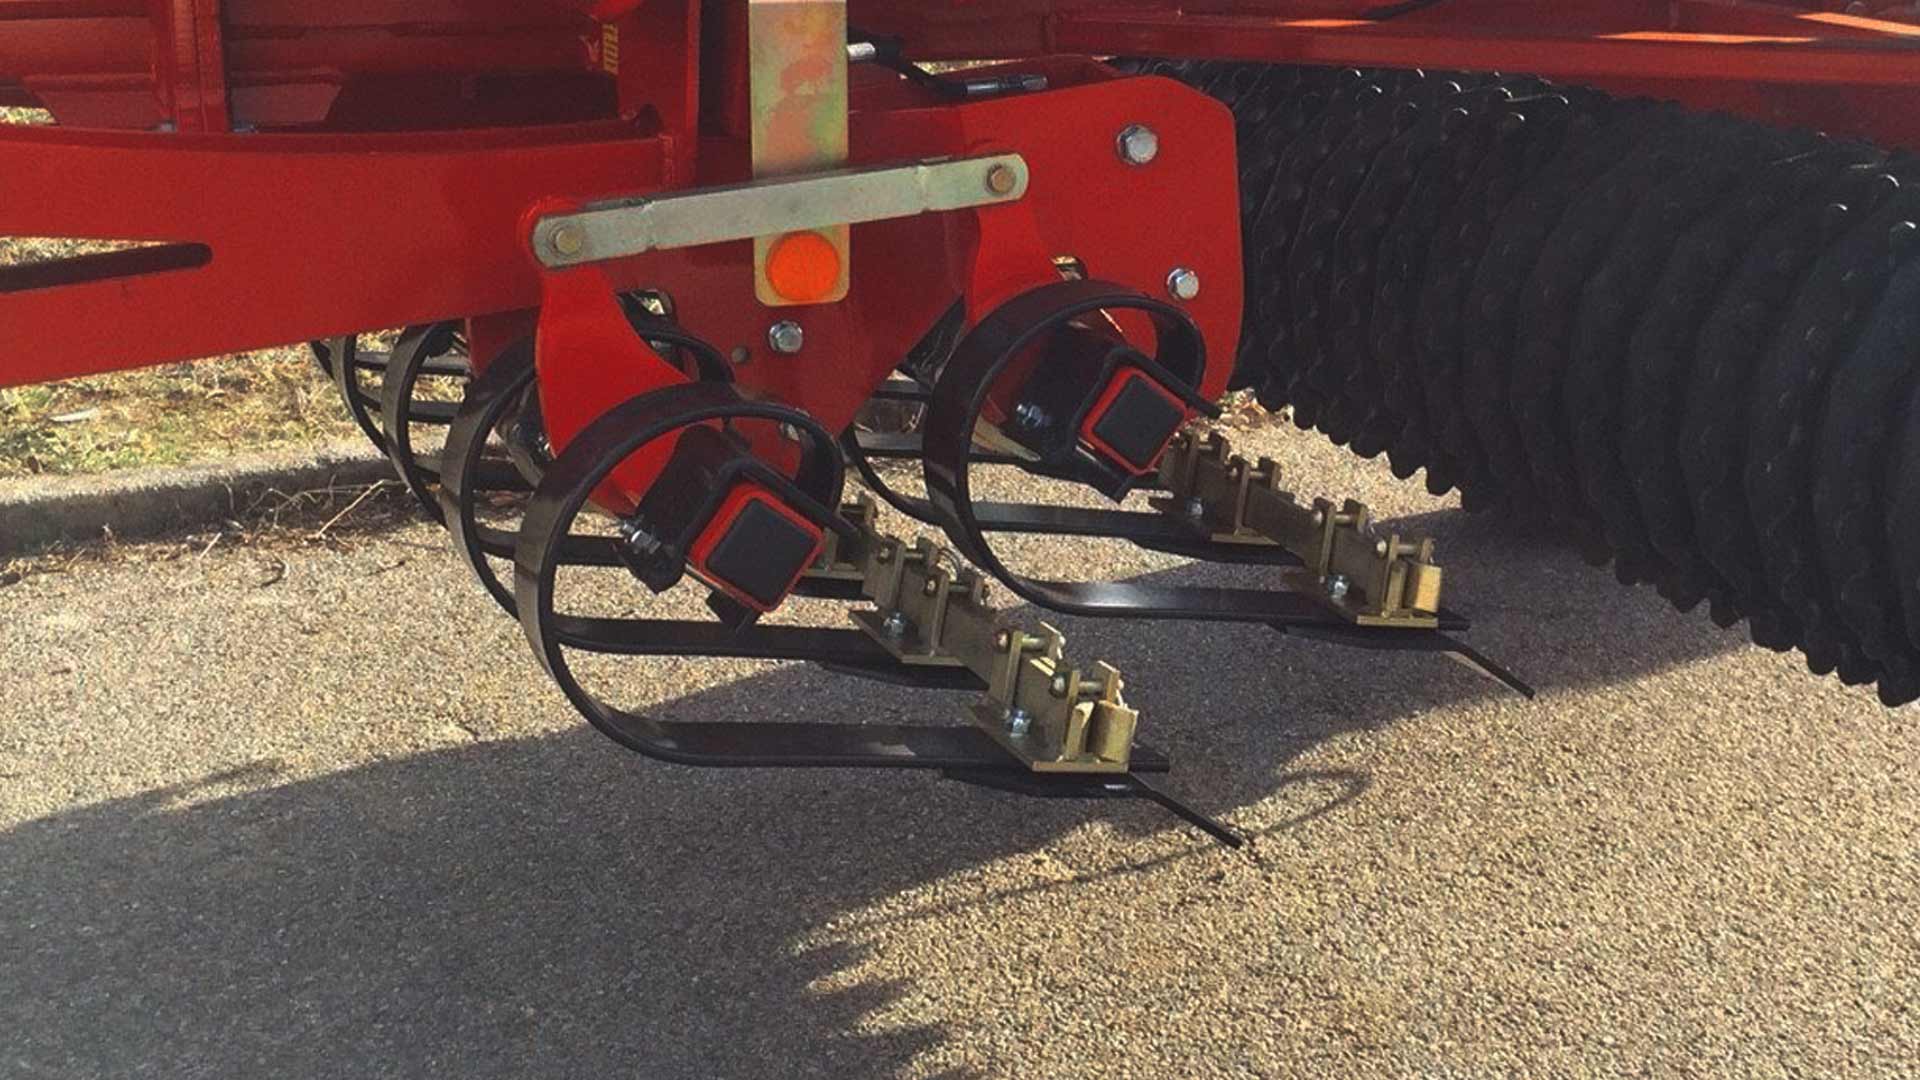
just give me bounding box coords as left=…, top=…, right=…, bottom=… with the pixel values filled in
left=0, top=476, right=421, bottom=591
left=0, top=349, right=364, bottom=480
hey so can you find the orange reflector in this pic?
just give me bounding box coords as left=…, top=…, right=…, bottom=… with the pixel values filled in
left=765, top=230, right=842, bottom=304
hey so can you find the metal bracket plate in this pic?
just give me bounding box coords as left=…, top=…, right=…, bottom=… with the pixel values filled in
left=750, top=0, right=850, bottom=305
left=1154, top=429, right=1445, bottom=626
left=531, top=154, right=1031, bottom=268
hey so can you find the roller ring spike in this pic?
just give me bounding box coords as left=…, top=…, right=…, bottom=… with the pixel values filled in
left=1559, top=120, right=1813, bottom=585
left=1623, top=149, right=1870, bottom=618
left=1742, top=182, right=1920, bottom=691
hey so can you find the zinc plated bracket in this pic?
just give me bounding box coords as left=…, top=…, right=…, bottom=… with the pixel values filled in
left=530, top=155, right=1031, bottom=268
left=750, top=0, right=850, bottom=305
left=819, top=496, right=1141, bottom=774
left=1155, top=429, right=1445, bottom=627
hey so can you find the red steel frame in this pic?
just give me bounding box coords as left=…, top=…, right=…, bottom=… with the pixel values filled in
left=6, top=3, right=1920, bottom=139
left=0, top=54, right=1245, bottom=465
left=8, top=0, right=1920, bottom=486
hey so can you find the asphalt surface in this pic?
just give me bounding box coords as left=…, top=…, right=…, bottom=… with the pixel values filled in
left=2, top=427, right=1914, bottom=1078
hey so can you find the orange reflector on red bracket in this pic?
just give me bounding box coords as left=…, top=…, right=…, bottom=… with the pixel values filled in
left=764, top=229, right=846, bottom=304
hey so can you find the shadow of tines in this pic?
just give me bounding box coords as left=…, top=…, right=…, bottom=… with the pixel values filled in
left=0, top=503, right=1740, bottom=1077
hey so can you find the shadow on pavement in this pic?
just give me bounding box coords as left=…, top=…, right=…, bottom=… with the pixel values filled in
left=0, top=506, right=1743, bottom=1077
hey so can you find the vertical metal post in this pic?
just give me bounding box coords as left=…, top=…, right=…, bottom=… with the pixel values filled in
left=152, top=0, right=230, bottom=132
left=749, top=0, right=850, bottom=306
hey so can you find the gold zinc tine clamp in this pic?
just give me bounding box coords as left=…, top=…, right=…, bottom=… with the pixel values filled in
left=822, top=496, right=1141, bottom=774
left=1154, top=428, right=1445, bottom=628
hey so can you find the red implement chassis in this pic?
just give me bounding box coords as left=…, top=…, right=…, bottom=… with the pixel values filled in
left=6, top=1, right=1920, bottom=830
left=6, top=3, right=1920, bottom=428
left=5, top=3, right=1920, bottom=136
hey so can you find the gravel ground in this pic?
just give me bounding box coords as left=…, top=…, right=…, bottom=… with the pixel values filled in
left=1, top=427, right=1914, bottom=1078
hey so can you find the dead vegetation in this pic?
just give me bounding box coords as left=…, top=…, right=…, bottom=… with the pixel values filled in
left=0, top=476, right=422, bottom=592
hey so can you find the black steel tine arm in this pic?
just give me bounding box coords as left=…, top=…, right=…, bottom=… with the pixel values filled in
left=1122, top=773, right=1246, bottom=848
left=1278, top=623, right=1535, bottom=698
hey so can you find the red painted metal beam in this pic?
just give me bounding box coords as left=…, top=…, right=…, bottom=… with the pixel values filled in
left=0, top=120, right=664, bottom=383
left=0, top=60, right=1243, bottom=437
left=1049, top=6, right=1920, bottom=86
left=0, top=0, right=603, bottom=129
left=850, top=1, right=1920, bottom=145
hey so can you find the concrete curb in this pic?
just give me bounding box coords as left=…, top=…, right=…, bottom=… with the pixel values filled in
left=0, top=443, right=395, bottom=557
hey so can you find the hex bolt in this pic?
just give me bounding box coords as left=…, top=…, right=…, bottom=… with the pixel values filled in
left=1013, top=401, right=1049, bottom=429
left=1326, top=574, right=1351, bottom=602
left=881, top=611, right=909, bottom=638
left=617, top=518, right=660, bottom=555
left=767, top=320, right=804, bottom=354
left=985, top=164, right=1020, bottom=196
left=1049, top=674, right=1069, bottom=697
left=550, top=224, right=585, bottom=258
left=1167, top=267, right=1202, bottom=301
left=922, top=578, right=939, bottom=596
left=1185, top=497, right=1206, bottom=519
left=1005, top=707, right=1033, bottom=737
left=1117, top=124, right=1159, bottom=166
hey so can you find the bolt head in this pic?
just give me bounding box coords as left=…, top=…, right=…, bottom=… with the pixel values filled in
left=1012, top=401, right=1048, bottom=430
left=1167, top=267, right=1202, bottom=302
left=1326, top=574, right=1351, bottom=602
left=1117, top=124, right=1160, bottom=166
left=881, top=611, right=908, bottom=637
left=1005, top=707, right=1033, bottom=737
left=985, top=164, right=1019, bottom=196
left=550, top=224, right=585, bottom=258
left=767, top=321, right=804, bottom=354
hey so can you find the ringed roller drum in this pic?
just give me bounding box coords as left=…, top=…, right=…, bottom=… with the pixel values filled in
left=1122, top=59, right=1920, bottom=706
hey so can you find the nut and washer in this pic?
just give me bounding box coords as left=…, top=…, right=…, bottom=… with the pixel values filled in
left=1167, top=267, right=1202, bottom=301
left=1005, top=707, right=1033, bottom=737
left=1116, top=124, right=1159, bottom=166
left=767, top=320, right=805, bottom=354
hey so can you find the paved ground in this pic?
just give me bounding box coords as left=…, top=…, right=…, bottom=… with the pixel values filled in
left=2, top=428, right=1914, bottom=1078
